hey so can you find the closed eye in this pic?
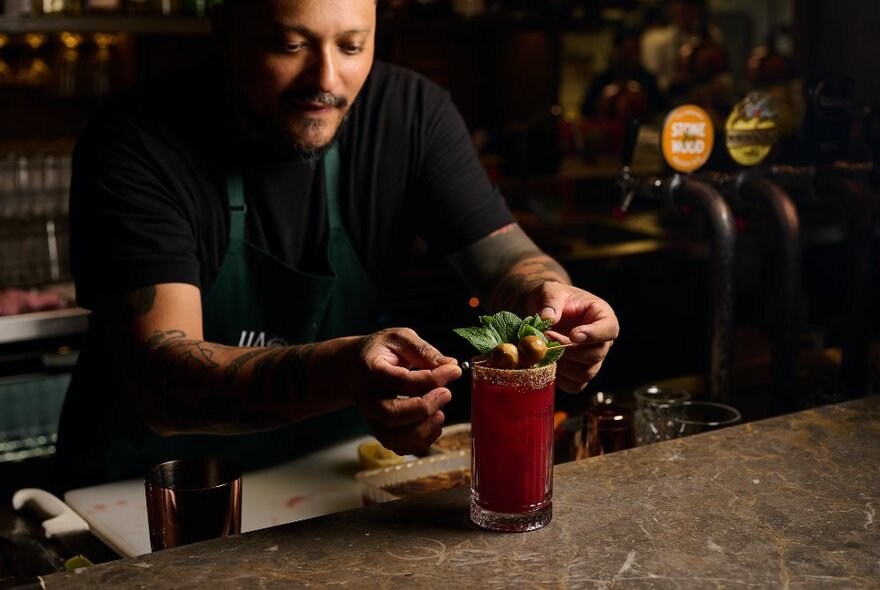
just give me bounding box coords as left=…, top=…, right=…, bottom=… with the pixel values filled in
left=340, top=43, right=365, bottom=55
left=276, top=42, right=306, bottom=54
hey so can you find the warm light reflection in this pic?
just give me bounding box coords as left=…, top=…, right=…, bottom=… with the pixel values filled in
left=59, top=32, right=84, bottom=50
left=24, top=34, right=47, bottom=50
left=92, top=33, right=124, bottom=49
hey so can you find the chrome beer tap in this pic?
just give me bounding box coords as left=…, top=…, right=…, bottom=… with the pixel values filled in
left=616, top=117, right=736, bottom=404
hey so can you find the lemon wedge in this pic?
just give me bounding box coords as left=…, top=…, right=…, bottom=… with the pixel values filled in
left=358, top=441, right=404, bottom=470
left=64, top=554, right=94, bottom=571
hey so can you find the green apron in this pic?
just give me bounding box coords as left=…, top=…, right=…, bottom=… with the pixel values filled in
left=119, top=145, right=377, bottom=473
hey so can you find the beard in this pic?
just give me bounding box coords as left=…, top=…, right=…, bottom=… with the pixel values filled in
left=232, top=88, right=351, bottom=164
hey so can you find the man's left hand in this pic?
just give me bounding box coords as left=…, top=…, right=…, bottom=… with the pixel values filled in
left=528, top=281, right=619, bottom=393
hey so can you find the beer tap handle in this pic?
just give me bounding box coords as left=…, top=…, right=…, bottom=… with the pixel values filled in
left=621, top=118, right=640, bottom=170
left=615, top=118, right=641, bottom=219
left=613, top=190, right=636, bottom=221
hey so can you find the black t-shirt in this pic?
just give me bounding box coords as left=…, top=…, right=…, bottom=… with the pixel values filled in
left=57, top=58, right=514, bottom=489
left=70, top=58, right=513, bottom=305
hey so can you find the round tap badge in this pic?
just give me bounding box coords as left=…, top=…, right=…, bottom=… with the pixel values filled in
left=725, top=92, right=780, bottom=166
left=661, top=105, right=714, bottom=173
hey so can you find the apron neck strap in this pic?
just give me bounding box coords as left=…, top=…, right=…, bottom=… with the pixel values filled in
left=226, top=171, right=248, bottom=244
left=323, top=143, right=343, bottom=231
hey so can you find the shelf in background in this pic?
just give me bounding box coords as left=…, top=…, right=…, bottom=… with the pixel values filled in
left=0, top=307, right=88, bottom=345
left=0, top=11, right=600, bottom=36
left=0, top=15, right=210, bottom=35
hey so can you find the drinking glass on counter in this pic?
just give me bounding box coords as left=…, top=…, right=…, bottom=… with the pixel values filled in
left=470, top=362, right=555, bottom=532
left=145, top=458, right=242, bottom=551
left=672, top=401, right=741, bottom=437
left=634, top=385, right=691, bottom=446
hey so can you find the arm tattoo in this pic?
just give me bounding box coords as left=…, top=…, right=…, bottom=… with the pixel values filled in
left=224, top=348, right=274, bottom=387
left=274, top=343, right=318, bottom=404
left=115, top=285, right=157, bottom=321
left=144, top=329, right=220, bottom=394
left=491, top=256, right=569, bottom=314
left=247, top=347, right=287, bottom=404
left=449, top=225, right=568, bottom=313
left=145, top=329, right=187, bottom=349
left=139, top=329, right=324, bottom=433
left=172, top=396, right=287, bottom=432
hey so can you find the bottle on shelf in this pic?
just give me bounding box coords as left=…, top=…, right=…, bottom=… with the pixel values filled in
left=56, top=31, right=83, bottom=97
left=36, top=0, right=82, bottom=16
left=128, top=0, right=182, bottom=16
left=16, top=33, right=51, bottom=89
left=88, top=32, right=119, bottom=95
left=0, top=35, right=13, bottom=87
left=82, top=0, right=124, bottom=14
left=0, top=149, right=73, bottom=288
left=3, top=0, right=33, bottom=17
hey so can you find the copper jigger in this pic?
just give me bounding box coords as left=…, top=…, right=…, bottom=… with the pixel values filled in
left=144, top=458, right=242, bottom=552
left=576, top=393, right=635, bottom=459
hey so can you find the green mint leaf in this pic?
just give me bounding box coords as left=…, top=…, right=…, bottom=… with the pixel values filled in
left=539, top=341, right=565, bottom=366
left=453, top=326, right=501, bottom=356
left=521, top=314, right=553, bottom=333
left=492, top=311, right=523, bottom=344
left=517, top=322, right=549, bottom=343
left=478, top=315, right=502, bottom=344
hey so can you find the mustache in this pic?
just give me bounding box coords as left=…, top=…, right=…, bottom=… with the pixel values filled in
left=282, top=89, right=348, bottom=109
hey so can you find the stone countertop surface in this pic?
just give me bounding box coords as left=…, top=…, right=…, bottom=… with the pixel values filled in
left=44, top=396, right=879, bottom=589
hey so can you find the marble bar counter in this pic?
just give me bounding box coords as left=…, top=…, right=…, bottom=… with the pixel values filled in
left=44, top=396, right=879, bottom=589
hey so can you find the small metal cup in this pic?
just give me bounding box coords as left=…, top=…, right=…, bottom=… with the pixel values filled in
left=576, top=392, right=635, bottom=459
left=144, top=458, right=242, bottom=552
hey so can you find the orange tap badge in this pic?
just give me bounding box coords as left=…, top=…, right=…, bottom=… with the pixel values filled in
left=661, top=105, right=714, bottom=173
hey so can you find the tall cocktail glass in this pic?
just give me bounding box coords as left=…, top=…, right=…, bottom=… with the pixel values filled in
left=470, top=362, right=555, bottom=532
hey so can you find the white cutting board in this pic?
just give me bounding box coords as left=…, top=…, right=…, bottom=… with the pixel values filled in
left=65, top=436, right=389, bottom=558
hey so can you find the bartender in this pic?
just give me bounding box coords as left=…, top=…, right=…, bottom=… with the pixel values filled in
left=55, top=0, right=619, bottom=489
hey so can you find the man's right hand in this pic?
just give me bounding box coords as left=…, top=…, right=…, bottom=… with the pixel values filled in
left=343, top=328, right=462, bottom=455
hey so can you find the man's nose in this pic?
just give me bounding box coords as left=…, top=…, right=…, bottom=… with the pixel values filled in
left=305, top=46, right=339, bottom=92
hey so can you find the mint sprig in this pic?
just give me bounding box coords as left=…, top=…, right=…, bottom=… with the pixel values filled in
left=453, top=311, right=564, bottom=367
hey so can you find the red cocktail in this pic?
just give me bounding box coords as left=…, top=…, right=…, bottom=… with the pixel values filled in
left=470, top=362, right=555, bottom=531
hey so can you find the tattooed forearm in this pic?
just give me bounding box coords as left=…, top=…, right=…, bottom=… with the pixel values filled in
left=490, top=255, right=569, bottom=314
left=171, top=396, right=288, bottom=433
left=166, top=343, right=219, bottom=389
left=143, top=329, right=221, bottom=390
left=134, top=328, right=333, bottom=434
left=145, top=329, right=186, bottom=349
left=274, top=343, right=318, bottom=404
left=224, top=348, right=275, bottom=387
left=449, top=224, right=569, bottom=313
left=247, top=347, right=288, bottom=404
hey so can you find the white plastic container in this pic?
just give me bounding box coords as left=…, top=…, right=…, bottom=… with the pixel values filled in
left=428, top=422, right=472, bottom=455
left=355, top=451, right=469, bottom=505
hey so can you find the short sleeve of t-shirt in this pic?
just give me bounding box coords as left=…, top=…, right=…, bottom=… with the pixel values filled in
left=70, top=116, right=202, bottom=310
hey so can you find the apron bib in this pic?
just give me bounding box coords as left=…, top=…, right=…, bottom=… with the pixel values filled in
left=113, top=145, right=378, bottom=474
